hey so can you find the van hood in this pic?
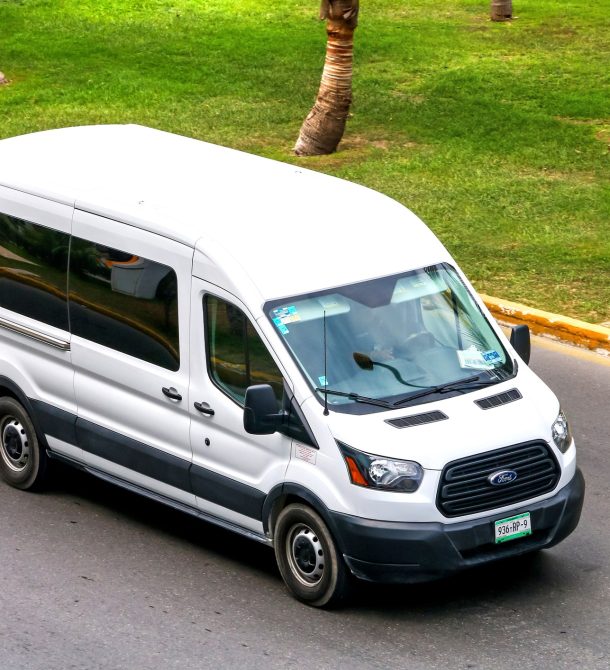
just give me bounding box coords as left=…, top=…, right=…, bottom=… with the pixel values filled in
left=312, top=371, right=560, bottom=470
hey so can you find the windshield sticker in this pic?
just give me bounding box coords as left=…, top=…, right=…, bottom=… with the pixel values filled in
left=272, top=305, right=300, bottom=325
left=482, top=349, right=501, bottom=363
left=457, top=347, right=495, bottom=370
left=272, top=317, right=290, bottom=335
left=318, top=375, right=328, bottom=387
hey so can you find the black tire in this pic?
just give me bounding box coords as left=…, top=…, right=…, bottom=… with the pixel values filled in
left=273, top=503, right=351, bottom=608
left=0, top=397, right=48, bottom=490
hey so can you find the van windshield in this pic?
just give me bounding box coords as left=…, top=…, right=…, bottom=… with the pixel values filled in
left=265, top=263, right=514, bottom=413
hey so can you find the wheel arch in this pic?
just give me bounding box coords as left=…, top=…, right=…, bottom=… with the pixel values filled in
left=263, top=483, right=346, bottom=552
left=0, top=376, right=49, bottom=450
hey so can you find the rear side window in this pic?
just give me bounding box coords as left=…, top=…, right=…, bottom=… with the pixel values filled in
left=0, top=213, right=69, bottom=330
left=205, top=295, right=283, bottom=405
left=68, top=238, right=179, bottom=370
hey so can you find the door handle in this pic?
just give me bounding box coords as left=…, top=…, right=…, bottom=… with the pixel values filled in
left=194, top=402, right=215, bottom=416
left=162, top=386, right=182, bottom=401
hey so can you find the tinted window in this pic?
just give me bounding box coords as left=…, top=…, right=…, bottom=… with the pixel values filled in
left=205, top=295, right=283, bottom=405
left=68, top=238, right=179, bottom=370
left=0, top=213, right=69, bottom=330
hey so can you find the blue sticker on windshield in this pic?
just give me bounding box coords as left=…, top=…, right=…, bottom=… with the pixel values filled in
left=272, top=305, right=300, bottom=325
left=318, top=376, right=328, bottom=387
left=482, top=350, right=501, bottom=362
left=272, top=317, right=289, bottom=335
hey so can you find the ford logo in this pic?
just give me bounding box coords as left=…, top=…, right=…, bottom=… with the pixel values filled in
left=488, top=470, right=518, bottom=486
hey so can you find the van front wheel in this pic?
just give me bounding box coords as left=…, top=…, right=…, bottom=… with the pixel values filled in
left=0, top=397, right=48, bottom=490
left=274, top=503, right=350, bottom=607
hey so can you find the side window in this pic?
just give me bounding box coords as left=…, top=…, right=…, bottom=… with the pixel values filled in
left=68, top=237, right=179, bottom=370
left=0, top=213, right=69, bottom=330
left=205, top=295, right=283, bottom=405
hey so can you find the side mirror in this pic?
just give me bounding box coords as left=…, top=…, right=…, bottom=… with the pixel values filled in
left=243, top=384, right=284, bottom=435
left=510, top=324, right=531, bottom=365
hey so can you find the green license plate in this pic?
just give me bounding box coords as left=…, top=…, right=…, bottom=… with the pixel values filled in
left=494, top=512, right=532, bottom=543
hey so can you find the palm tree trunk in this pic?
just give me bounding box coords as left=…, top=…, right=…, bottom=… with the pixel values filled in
left=294, top=0, right=359, bottom=156
left=491, top=0, right=512, bottom=21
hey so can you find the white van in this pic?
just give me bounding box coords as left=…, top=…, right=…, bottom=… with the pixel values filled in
left=0, top=125, right=584, bottom=607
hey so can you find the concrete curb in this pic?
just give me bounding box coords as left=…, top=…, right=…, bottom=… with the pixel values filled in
left=481, top=294, right=610, bottom=356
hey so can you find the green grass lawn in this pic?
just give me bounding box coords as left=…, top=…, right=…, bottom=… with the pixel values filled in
left=1, top=0, right=608, bottom=322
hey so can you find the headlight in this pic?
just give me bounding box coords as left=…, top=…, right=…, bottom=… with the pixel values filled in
left=552, top=409, right=573, bottom=453
left=337, top=441, right=423, bottom=492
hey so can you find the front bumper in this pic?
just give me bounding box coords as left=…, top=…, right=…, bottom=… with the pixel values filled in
left=330, top=468, right=585, bottom=584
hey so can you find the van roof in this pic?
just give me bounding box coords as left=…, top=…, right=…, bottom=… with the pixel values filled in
left=0, top=125, right=450, bottom=300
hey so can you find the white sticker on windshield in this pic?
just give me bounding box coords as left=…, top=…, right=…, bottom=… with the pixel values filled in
left=457, top=347, right=495, bottom=370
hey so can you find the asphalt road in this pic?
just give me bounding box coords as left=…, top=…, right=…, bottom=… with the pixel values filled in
left=0, top=338, right=608, bottom=670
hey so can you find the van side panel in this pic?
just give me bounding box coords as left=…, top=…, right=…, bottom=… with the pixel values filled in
left=0, top=187, right=77, bottom=454
left=188, top=278, right=293, bottom=535
left=69, top=210, right=196, bottom=506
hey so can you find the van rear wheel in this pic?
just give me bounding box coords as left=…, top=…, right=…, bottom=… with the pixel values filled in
left=274, top=503, right=350, bottom=608
left=0, top=397, right=48, bottom=490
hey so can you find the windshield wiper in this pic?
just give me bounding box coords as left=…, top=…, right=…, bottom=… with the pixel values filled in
left=392, top=374, right=495, bottom=407
left=315, top=387, right=392, bottom=409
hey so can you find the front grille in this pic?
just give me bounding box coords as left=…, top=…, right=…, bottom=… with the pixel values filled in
left=386, top=410, right=448, bottom=429
left=437, top=441, right=560, bottom=517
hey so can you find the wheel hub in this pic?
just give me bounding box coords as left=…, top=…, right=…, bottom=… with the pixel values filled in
left=289, top=526, right=325, bottom=586
left=1, top=418, right=30, bottom=472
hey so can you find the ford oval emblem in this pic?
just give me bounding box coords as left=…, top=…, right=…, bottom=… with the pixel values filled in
left=488, top=470, right=518, bottom=486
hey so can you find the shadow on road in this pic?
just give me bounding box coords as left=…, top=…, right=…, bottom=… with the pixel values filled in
left=46, top=461, right=578, bottom=615
left=47, top=461, right=279, bottom=577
